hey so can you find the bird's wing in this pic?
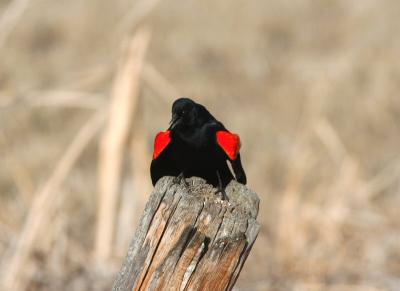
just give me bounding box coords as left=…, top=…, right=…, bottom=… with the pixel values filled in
left=150, top=159, right=161, bottom=186
left=150, top=130, right=173, bottom=186
left=216, top=131, right=241, bottom=160
left=152, top=131, right=171, bottom=159
left=231, top=153, right=247, bottom=184
left=215, top=130, right=247, bottom=184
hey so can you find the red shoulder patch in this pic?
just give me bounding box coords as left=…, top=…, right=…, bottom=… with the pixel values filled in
left=153, top=131, right=171, bottom=159
left=216, top=131, right=241, bottom=160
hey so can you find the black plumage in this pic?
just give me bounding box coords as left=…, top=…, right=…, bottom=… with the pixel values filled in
left=150, top=98, right=246, bottom=197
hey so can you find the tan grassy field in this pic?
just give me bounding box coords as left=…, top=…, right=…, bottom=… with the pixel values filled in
left=1, top=0, right=400, bottom=290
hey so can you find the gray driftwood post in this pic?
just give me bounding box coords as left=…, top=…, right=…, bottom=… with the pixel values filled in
left=112, top=176, right=260, bottom=291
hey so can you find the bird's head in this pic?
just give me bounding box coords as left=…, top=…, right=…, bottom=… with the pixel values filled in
left=168, top=97, right=198, bottom=130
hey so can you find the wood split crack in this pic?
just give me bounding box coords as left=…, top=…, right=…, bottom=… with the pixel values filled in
left=112, top=177, right=260, bottom=291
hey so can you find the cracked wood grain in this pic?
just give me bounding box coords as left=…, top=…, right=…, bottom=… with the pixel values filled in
left=112, top=176, right=260, bottom=291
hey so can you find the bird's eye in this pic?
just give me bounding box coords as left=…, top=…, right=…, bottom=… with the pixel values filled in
left=181, top=110, right=186, bottom=115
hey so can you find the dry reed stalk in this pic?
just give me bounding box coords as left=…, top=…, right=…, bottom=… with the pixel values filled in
left=94, top=28, right=150, bottom=262
left=63, top=65, right=111, bottom=90
left=9, top=160, right=35, bottom=205
left=0, top=109, right=106, bottom=291
left=115, top=120, right=152, bottom=256
left=0, top=90, right=104, bottom=109
left=117, top=0, right=162, bottom=34
left=0, top=129, right=35, bottom=205
left=0, top=0, right=32, bottom=49
left=28, top=90, right=104, bottom=109
left=313, top=118, right=348, bottom=163
left=360, top=159, right=400, bottom=200
left=115, top=61, right=178, bottom=255
left=129, top=126, right=152, bottom=231
left=115, top=179, right=137, bottom=258
left=143, top=63, right=180, bottom=102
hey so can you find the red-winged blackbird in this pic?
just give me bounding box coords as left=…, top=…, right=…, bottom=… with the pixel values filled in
left=150, top=98, right=247, bottom=198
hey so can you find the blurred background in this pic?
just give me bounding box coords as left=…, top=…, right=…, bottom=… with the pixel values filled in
left=1, top=0, right=400, bottom=290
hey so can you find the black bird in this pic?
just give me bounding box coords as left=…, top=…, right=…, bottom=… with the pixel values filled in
left=150, top=98, right=246, bottom=199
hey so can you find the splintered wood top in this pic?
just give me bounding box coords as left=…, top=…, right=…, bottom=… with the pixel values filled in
left=112, top=176, right=260, bottom=291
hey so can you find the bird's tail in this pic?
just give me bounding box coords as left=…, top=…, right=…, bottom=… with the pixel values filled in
left=231, top=154, right=247, bottom=184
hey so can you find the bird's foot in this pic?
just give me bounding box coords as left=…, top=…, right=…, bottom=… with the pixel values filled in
left=173, top=173, right=189, bottom=187
left=215, top=187, right=229, bottom=201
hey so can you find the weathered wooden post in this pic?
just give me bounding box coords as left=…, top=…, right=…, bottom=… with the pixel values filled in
left=112, top=176, right=260, bottom=291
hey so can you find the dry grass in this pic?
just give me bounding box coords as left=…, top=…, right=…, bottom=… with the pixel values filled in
left=0, top=0, right=400, bottom=290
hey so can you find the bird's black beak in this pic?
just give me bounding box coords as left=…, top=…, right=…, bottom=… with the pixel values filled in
left=168, top=113, right=181, bottom=130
